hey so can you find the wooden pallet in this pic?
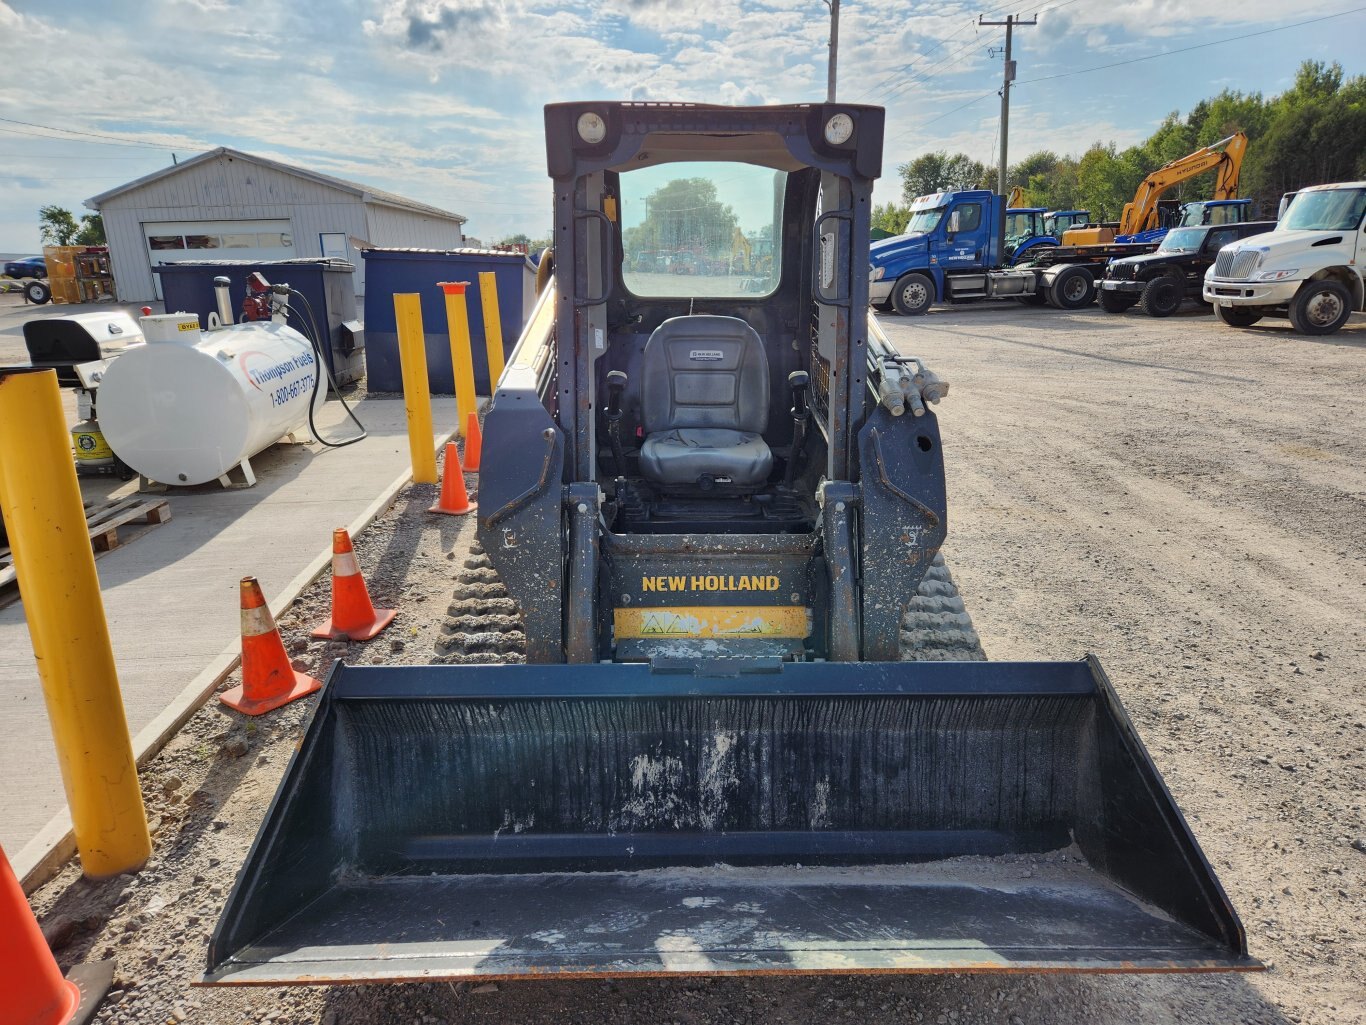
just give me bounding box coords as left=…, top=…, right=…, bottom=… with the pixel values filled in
left=0, top=496, right=171, bottom=605
left=82, top=495, right=172, bottom=552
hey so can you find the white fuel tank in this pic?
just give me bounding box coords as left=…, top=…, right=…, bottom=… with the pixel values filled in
left=98, top=313, right=322, bottom=485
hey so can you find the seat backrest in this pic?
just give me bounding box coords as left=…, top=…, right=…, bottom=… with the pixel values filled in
left=640, top=316, right=769, bottom=435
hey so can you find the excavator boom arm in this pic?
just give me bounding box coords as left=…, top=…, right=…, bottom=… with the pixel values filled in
left=1119, top=132, right=1248, bottom=234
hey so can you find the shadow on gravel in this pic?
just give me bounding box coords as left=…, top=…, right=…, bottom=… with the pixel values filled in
left=318, top=970, right=1291, bottom=1025
left=1225, top=322, right=1366, bottom=348
left=915, top=323, right=1258, bottom=384
left=36, top=709, right=276, bottom=972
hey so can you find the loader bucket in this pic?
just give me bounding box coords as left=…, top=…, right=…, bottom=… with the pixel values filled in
left=205, top=657, right=1258, bottom=984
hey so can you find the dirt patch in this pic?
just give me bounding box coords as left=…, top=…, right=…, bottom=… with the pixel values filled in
left=28, top=307, right=1366, bottom=1025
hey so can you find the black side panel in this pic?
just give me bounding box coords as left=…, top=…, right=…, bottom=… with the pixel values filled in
left=475, top=399, right=566, bottom=663
left=857, top=407, right=949, bottom=660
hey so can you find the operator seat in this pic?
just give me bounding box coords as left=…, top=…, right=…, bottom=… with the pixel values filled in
left=637, top=315, right=773, bottom=489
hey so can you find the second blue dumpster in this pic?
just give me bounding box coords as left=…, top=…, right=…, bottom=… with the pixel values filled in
left=362, top=249, right=531, bottom=394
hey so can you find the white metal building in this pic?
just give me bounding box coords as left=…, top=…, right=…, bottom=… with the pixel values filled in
left=85, top=148, right=466, bottom=301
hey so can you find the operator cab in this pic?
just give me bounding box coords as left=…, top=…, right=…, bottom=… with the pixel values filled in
left=578, top=149, right=843, bottom=534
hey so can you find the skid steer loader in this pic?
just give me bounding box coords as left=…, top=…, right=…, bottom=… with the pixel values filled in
left=206, top=102, right=1258, bottom=985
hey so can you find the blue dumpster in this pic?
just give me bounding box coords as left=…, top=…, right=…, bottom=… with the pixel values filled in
left=155, top=259, right=365, bottom=387
left=362, top=249, right=530, bottom=394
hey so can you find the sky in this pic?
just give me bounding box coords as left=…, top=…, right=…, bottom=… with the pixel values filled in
left=0, top=0, right=1363, bottom=253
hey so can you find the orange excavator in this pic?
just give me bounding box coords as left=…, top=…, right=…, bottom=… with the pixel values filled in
left=1063, top=133, right=1248, bottom=245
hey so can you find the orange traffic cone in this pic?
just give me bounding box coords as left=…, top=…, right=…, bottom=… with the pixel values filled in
left=2, top=843, right=112, bottom=1025
left=311, top=529, right=397, bottom=641
left=221, top=577, right=322, bottom=716
left=429, top=442, right=476, bottom=516
left=463, top=412, right=482, bottom=473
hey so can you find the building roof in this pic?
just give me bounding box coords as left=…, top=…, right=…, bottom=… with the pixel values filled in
left=85, top=147, right=466, bottom=223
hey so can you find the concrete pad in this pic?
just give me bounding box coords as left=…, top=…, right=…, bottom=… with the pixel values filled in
left=0, top=391, right=459, bottom=856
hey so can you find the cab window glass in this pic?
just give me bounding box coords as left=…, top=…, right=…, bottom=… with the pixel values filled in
left=1204, top=228, right=1239, bottom=252
left=947, top=203, right=981, bottom=234
left=621, top=161, right=785, bottom=297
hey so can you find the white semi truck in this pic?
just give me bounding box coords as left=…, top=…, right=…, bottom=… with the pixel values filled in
left=1203, top=181, right=1365, bottom=336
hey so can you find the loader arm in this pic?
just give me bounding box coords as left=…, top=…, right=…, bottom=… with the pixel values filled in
left=1118, top=132, right=1248, bottom=235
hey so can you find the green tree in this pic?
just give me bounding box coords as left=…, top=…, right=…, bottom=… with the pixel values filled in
left=999, top=59, right=1365, bottom=221
left=38, top=205, right=104, bottom=246
left=872, top=201, right=910, bottom=234
left=1254, top=61, right=1366, bottom=201
left=623, top=178, right=737, bottom=257
left=898, top=151, right=990, bottom=201
left=74, top=213, right=105, bottom=246
left=38, top=204, right=80, bottom=246
left=1008, top=151, right=1082, bottom=210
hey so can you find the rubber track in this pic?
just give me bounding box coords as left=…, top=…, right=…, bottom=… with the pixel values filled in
left=437, top=546, right=986, bottom=663
left=898, top=552, right=988, bottom=661
left=433, top=542, right=527, bottom=664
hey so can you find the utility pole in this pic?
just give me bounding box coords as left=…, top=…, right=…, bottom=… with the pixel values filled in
left=978, top=12, right=1036, bottom=196
left=825, top=0, right=840, bottom=101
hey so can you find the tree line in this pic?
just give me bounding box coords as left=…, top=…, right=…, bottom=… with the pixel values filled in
left=38, top=205, right=106, bottom=247
left=874, top=60, right=1366, bottom=233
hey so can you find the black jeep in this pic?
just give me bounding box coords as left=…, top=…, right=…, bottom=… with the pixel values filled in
left=1099, top=220, right=1275, bottom=317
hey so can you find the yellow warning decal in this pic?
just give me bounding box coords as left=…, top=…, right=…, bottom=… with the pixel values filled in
left=177, top=320, right=199, bottom=332
left=615, top=606, right=809, bottom=640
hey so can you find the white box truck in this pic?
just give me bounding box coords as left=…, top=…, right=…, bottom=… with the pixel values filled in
left=1204, top=181, right=1365, bottom=335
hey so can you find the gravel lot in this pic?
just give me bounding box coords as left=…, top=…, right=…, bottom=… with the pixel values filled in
left=28, top=302, right=1366, bottom=1025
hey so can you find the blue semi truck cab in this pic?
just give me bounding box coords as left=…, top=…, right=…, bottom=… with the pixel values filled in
left=870, top=190, right=1106, bottom=314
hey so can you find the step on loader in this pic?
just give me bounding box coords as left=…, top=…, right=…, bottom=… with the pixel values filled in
left=206, top=102, right=1259, bottom=985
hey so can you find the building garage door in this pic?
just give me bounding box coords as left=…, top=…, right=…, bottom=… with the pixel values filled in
left=143, top=220, right=295, bottom=299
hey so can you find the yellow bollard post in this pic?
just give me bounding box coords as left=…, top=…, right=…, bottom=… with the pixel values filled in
left=437, top=282, right=478, bottom=438
left=477, top=270, right=505, bottom=393
left=392, top=293, right=438, bottom=484
left=0, top=369, right=150, bottom=878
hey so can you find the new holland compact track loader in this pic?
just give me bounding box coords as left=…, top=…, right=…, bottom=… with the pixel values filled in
left=206, top=102, right=1258, bottom=985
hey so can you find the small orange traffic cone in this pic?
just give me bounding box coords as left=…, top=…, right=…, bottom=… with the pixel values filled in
left=2, top=844, right=113, bottom=1025
left=463, top=412, right=482, bottom=472
left=1, top=845, right=77, bottom=1025
left=429, top=442, right=476, bottom=516
left=221, top=577, right=322, bottom=716
left=311, top=529, right=397, bottom=641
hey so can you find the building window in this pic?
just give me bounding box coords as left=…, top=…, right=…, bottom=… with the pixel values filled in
left=185, top=235, right=220, bottom=249
left=148, top=235, right=185, bottom=250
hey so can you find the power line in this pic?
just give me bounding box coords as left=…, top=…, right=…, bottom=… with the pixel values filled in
left=0, top=151, right=169, bottom=160
left=852, top=0, right=1025, bottom=102
left=879, top=35, right=988, bottom=105
left=884, top=4, right=1360, bottom=153
left=0, top=116, right=177, bottom=150
left=1015, top=6, right=1366, bottom=86
left=886, top=89, right=1000, bottom=145
left=857, top=0, right=1088, bottom=104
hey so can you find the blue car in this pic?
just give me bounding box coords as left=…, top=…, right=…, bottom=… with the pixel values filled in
left=4, top=256, right=46, bottom=278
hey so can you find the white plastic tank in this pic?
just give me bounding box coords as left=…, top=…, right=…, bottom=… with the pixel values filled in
left=97, top=313, right=322, bottom=485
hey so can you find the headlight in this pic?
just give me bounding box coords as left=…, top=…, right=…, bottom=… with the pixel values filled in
left=870, top=265, right=885, bottom=281
left=576, top=112, right=607, bottom=145
left=1255, top=268, right=1298, bottom=281
left=825, top=113, right=855, bottom=145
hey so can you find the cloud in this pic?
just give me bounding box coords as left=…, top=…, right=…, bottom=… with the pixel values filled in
left=0, top=0, right=1358, bottom=248
left=398, top=0, right=503, bottom=51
